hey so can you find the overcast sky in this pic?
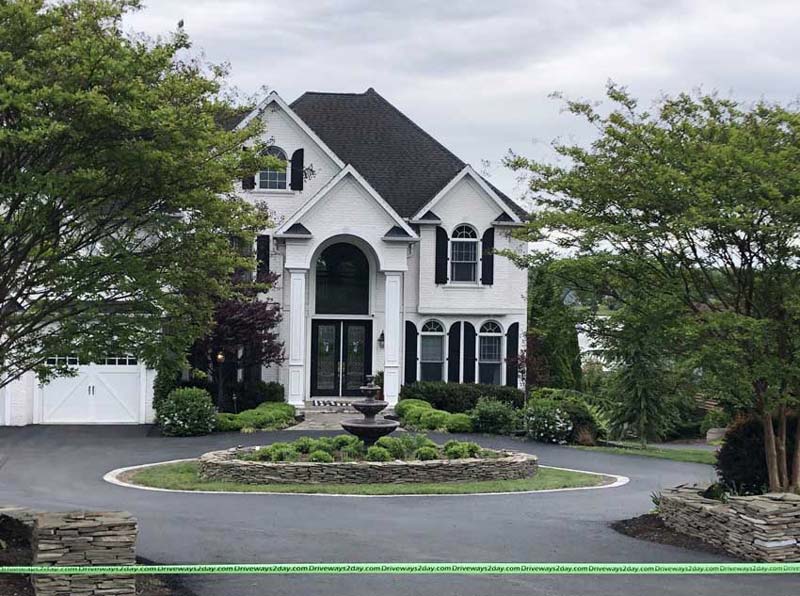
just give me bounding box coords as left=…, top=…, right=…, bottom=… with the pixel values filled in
left=126, top=0, right=800, bottom=203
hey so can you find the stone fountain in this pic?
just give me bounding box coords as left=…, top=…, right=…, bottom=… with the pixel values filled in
left=340, top=374, right=399, bottom=445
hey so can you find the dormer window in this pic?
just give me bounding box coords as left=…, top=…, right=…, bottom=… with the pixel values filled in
left=258, top=146, right=288, bottom=190
left=450, top=225, right=478, bottom=282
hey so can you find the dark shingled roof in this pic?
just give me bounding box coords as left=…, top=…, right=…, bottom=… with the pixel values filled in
left=290, top=89, right=526, bottom=219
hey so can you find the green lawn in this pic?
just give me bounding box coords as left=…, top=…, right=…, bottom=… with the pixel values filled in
left=126, top=461, right=610, bottom=495
left=573, top=444, right=716, bottom=465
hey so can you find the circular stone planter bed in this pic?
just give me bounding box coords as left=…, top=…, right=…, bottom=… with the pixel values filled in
left=198, top=445, right=538, bottom=485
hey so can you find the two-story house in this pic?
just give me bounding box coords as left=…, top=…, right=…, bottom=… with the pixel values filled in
left=237, top=88, right=528, bottom=407
left=0, top=88, right=528, bottom=426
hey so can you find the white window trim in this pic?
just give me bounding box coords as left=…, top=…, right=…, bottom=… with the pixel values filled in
left=448, top=224, right=481, bottom=285
left=257, top=146, right=290, bottom=191
left=418, top=320, right=446, bottom=382
left=476, top=320, right=505, bottom=385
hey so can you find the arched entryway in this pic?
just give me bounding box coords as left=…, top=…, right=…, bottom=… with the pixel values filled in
left=310, top=242, right=373, bottom=397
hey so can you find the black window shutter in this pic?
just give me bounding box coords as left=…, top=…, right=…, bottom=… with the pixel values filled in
left=447, top=322, right=461, bottom=382
left=435, top=226, right=448, bottom=284
left=505, top=322, right=519, bottom=387
left=404, top=321, right=418, bottom=384
left=256, top=235, right=270, bottom=282
left=481, top=228, right=494, bottom=285
left=462, top=322, right=476, bottom=383
left=290, top=149, right=304, bottom=191
left=242, top=146, right=255, bottom=189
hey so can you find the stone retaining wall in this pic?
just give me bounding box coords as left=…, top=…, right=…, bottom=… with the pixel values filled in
left=199, top=447, right=538, bottom=485
left=0, top=506, right=137, bottom=596
left=659, top=486, right=800, bottom=562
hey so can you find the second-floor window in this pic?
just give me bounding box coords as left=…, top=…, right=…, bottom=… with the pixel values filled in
left=258, top=146, right=288, bottom=190
left=450, top=225, right=478, bottom=282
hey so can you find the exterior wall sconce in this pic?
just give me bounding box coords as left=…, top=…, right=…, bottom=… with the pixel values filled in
left=215, top=351, right=226, bottom=364
left=377, top=331, right=385, bottom=348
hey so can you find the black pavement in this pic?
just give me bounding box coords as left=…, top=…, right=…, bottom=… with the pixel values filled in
left=0, top=425, right=794, bottom=596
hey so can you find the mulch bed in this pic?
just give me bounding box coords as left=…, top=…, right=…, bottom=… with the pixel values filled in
left=0, top=519, right=195, bottom=596
left=611, top=513, right=733, bottom=558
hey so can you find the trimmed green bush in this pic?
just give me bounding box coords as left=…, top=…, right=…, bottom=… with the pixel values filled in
left=443, top=442, right=469, bottom=459
left=157, top=387, right=217, bottom=437
left=399, top=434, right=437, bottom=452
left=419, top=409, right=450, bottom=430
left=375, top=436, right=406, bottom=459
left=525, top=400, right=573, bottom=444
left=365, top=446, right=392, bottom=462
left=414, top=446, right=438, bottom=460
left=340, top=444, right=365, bottom=461
left=309, top=450, right=334, bottom=463
left=469, top=397, right=517, bottom=434
left=215, top=412, right=245, bottom=432
left=394, top=398, right=433, bottom=418
left=444, top=413, right=473, bottom=433
left=402, top=405, right=432, bottom=426
left=716, top=415, right=797, bottom=495
left=400, top=382, right=524, bottom=413
left=333, top=434, right=361, bottom=450
left=270, top=444, right=300, bottom=462
left=293, top=436, right=317, bottom=454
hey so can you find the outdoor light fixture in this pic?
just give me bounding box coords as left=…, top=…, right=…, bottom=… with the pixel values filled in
left=378, top=331, right=385, bottom=348
left=216, top=351, right=225, bottom=364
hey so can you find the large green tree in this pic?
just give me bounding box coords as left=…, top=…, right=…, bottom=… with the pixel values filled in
left=0, top=0, right=274, bottom=388
left=509, top=84, right=800, bottom=492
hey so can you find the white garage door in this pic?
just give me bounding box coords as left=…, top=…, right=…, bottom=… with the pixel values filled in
left=40, top=357, right=142, bottom=424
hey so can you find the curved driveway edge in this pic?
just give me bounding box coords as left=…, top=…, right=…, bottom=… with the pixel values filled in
left=103, top=458, right=629, bottom=498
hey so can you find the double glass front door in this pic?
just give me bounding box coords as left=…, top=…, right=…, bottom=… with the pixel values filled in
left=311, top=320, right=372, bottom=397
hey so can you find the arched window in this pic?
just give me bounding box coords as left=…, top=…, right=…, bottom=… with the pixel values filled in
left=258, top=146, right=288, bottom=190
left=450, top=225, right=478, bottom=282
left=420, top=320, right=445, bottom=381
left=315, top=243, right=369, bottom=314
left=478, top=321, right=503, bottom=385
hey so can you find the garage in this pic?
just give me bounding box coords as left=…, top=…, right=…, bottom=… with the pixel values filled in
left=38, top=356, right=145, bottom=424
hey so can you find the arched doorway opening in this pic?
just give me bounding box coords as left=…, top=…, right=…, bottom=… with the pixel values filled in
left=311, top=242, right=372, bottom=397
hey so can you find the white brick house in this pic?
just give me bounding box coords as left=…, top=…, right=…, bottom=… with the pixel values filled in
left=240, top=89, right=528, bottom=407
left=0, top=88, right=528, bottom=425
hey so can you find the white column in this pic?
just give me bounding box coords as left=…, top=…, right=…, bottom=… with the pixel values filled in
left=383, top=271, right=402, bottom=404
left=287, top=268, right=308, bottom=406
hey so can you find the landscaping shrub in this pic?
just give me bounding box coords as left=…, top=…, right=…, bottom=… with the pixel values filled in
left=559, top=398, right=604, bottom=444
left=157, top=387, right=217, bottom=437
left=529, top=387, right=586, bottom=402
left=365, top=446, right=392, bottom=462
left=419, top=409, right=450, bottom=430
left=394, top=398, right=432, bottom=418
left=469, top=397, right=517, bottom=434
left=215, top=412, right=245, bottom=432
left=443, top=440, right=481, bottom=459
left=217, top=402, right=296, bottom=432
left=333, top=434, right=361, bottom=450
left=402, top=405, right=434, bottom=426
left=340, top=444, right=364, bottom=461
left=716, top=415, right=797, bottom=495
left=414, top=446, right=438, bottom=460
left=153, top=367, right=180, bottom=414
left=399, top=434, right=437, bottom=452
left=524, top=399, right=573, bottom=444
left=375, top=436, right=406, bottom=459
left=312, top=437, right=337, bottom=454
left=270, top=445, right=299, bottom=462
left=309, top=450, right=334, bottom=463
left=293, top=436, right=317, bottom=454
left=444, top=413, right=473, bottom=433
left=399, top=382, right=524, bottom=413
left=231, top=380, right=285, bottom=411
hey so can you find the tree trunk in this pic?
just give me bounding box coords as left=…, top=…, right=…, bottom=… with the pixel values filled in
left=791, top=413, right=800, bottom=493
left=755, top=380, right=781, bottom=492
left=776, top=405, right=788, bottom=490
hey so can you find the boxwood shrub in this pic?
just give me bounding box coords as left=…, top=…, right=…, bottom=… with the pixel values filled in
left=419, top=409, right=450, bottom=430
left=444, top=413, right=473, bottom=433
left=366, top=446, right=392, bottom=462
left=157, top=387, right=217, bottom=437
left=469, top=397, right=517, bottom=434
left=399, top=382, right=524, bottom=413
left=414, top=446, right=438, bottom=460
left=214, top=402, right=296, bottom=432
left=394, top=398, right=433, bottom=418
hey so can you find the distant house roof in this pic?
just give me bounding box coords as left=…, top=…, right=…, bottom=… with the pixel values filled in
left=289, top=88, right=526, bottom=219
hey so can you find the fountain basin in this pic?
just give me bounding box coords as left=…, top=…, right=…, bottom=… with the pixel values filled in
left=340, top=417, right=399, bottom=445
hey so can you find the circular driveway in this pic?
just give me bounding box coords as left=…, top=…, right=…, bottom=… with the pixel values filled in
left=0, top=426, right=794, bottom=596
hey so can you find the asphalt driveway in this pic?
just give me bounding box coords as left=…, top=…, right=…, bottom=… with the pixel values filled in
left=0, top=426, right=794, bottom=596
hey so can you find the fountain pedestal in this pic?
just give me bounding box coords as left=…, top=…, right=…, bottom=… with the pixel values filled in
left=340, top=375, right=399, bottom=445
